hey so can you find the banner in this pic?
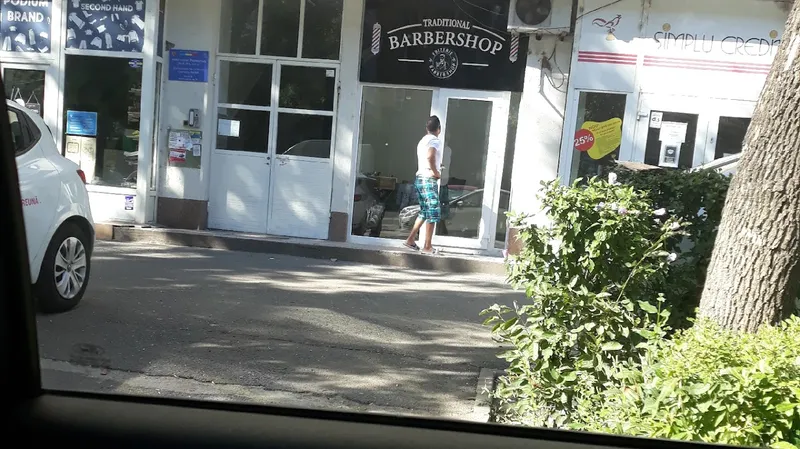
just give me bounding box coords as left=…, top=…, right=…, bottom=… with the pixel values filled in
left=66, top=0, right=146, bottom=52
left=360, top=0, right=528, bottom=92
left=0, top=0, right=52, bottom=52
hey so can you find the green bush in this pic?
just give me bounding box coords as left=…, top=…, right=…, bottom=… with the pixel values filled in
left=609, top=167, right=732, bottom=327
left=482, top=178, right=685, bottom=428
left=575, top=317, right=800, bottom=448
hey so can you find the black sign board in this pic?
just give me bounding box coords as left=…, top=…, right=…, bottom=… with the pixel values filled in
left=360, top=0, right=529, bottom=92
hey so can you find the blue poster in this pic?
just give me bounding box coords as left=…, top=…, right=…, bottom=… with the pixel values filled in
left=66, top=111, right=98, bottom=137
left=0, top=0, right=52, bottom=53
left=66, top=0, right=146, bottom=52
left=168, top=49, right=209, bottom=82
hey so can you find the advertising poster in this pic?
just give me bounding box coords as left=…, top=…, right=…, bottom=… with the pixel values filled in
left=0, top=0, right=52, bottom=53
left=66, top=110, right=98, bottom=136
left=574, top=118, right=623, bottom=160
left=66, top=0, right=146, bottom=52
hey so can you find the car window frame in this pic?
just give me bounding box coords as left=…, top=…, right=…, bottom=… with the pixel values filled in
left=0, top=78, right=725, bottom=449
left=8, top=105, right=41, bottom=157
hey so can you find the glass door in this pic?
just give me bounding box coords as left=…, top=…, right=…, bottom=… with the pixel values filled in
left=633, top=94, right=709, bottom=169
left=429, top=89, right=510, bottom=250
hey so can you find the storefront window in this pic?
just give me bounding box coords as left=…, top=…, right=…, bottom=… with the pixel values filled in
left=150, top=62, right=163, bottom=189
left=219, top=0, right=259, bottom=54
left=716, top=116, right=750, bottom=159
left=351, top=87, right=433, bottom=238
left=302, top=0, right=343, bottom=60
left=219, top=0, right=342, bottom=60
left=644, top=112, right=698, bottom=169
left=4, top=68, right=45, bottom=117
left=63, top=55, right=142, bottom=188
left=570, top=92, right=627, bottom=182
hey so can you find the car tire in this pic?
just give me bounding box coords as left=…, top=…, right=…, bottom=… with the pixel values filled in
left=35, top=222, right=91, bottom=314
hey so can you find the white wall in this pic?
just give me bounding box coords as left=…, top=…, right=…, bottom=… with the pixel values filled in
left=329, top=0, right=364, bottom=216
left=158, top=0, right=220, bottom=202
left=508, top=36, right=572, bottom=221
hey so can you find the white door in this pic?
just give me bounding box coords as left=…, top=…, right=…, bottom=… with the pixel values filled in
left=429, top=89, right=510, bottom=250
left=703, top=100, right=755, bottom=164
left=633, top=94, right=709, bottom=169
left=209, top=60, right=275, bottom=234
left=267, top=63, right=337, bottom=240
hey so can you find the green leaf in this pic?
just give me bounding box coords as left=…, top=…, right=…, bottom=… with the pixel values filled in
left=776, top=403, right=799, bottom=413
left=601, top=342, right=623, bottom=351
left=637, top=301, right=658, bottom=314
left=770, top=442, right=798, bottom=449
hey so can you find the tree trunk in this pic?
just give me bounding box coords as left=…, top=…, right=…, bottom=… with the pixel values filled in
left=698, top=1, right=800, bottom=332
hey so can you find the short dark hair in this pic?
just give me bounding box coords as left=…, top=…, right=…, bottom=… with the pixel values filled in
left=426, top=116, right=441, bottom=133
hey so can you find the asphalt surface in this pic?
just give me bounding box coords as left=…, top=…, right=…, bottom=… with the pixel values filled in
left=37, top=241, right=519, bottom=420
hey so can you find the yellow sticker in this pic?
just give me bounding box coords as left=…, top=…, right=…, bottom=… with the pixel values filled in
left=578, top=118, right=623, bottom=160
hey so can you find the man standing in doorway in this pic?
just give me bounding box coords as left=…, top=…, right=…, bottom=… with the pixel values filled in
left=405, top=116, right=443, bottom=255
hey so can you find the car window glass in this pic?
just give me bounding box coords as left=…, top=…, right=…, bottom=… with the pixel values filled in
left=8, top=109, right=27, bottom=154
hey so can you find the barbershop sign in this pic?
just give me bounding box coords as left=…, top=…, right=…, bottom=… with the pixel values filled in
left=361, top=0, right=528, bottom=91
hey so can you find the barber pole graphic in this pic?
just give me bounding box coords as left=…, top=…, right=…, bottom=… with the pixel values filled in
left=509, top=32, right=519, bottom=63
left=371, top=22, right=381, bottom=55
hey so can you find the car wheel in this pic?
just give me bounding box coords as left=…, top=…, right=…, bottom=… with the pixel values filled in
left=35, top=223, right=91, bottom=314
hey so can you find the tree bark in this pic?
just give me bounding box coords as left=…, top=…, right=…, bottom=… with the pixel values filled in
left=698, top=1, right=800, bottom=332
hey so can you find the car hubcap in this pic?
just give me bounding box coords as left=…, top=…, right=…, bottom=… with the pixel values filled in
left=54, top=237, right=87, bottom=300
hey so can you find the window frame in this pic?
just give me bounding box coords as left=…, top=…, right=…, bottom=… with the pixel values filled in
left=217, top=0, right=344, bottom=62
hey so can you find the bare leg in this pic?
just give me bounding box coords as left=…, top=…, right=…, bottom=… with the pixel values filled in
left=422, top=222, right=435, bottom=251
left=405, top=216, right=426, bottom=247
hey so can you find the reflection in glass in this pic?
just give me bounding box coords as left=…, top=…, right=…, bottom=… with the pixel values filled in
left=276, top=114, right=333, bottom=157
left=494, top=92, right=522, bottom=248
left=435, top=99, right=492, bottom=240
left=279, top=66, right=335, bottom=110
left=570, top=92, right=627, bottom=182
left=302, top=0, right=343, bottom=60
left=261, top=0, right=301, bottom=57
left=644, top=111, right=698, bottom=169
left=4, top=68, right=45, bottom=117
left=352, top=87, right=433, bottom=238
left=219, top=0, right=259, bottom=54
left=216, top=108, right=270, bottom=153
left=63, top=55, right=142, bottom=188
left=716, top=116, right=750, bottom=159
left=218, top=61, right=273, bottom=106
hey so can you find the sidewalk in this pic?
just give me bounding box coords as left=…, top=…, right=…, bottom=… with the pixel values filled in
left=95, top=224, right=507, bottom=275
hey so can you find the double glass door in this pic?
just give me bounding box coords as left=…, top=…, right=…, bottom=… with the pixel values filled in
left=633, top=94, right=754, bottom=169
left=353, top=86, right=510, bottom=251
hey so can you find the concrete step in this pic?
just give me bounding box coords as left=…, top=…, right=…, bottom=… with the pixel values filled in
left=95, top=224, right=507, bottom=275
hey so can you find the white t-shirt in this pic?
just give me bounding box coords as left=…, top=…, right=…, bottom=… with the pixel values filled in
left=416, top=134, right=443, bottom=178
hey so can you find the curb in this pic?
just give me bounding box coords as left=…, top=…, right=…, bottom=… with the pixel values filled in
left=471, top=368, right=498, bottom=423
left=99, top=225, right=507, bottom=275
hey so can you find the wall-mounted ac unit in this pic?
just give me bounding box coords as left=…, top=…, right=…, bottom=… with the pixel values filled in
left=507, top=0, right=573, bottom=33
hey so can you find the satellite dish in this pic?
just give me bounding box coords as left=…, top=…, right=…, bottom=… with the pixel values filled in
left=515, top=0, right=552, bottom=26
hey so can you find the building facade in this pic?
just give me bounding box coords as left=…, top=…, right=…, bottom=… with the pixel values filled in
left=0, top=0, right=788, bottom=256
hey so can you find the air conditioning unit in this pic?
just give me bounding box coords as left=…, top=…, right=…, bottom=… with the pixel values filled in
left=507, top=0, right=573, bottom=33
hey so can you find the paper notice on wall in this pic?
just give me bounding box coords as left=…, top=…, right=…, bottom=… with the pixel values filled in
left=649, top=111, right=663, bottom=129
left=218, top=119, right=240, bottom=138
left=169, top=149, right=187, bottom=163
left=192, top=144, right=202, bottom=156
left=168, top=129, right=193, bottom=150
left=659, top=121, right=688, bottom=144
left=659, top=142, right=681, bottom=168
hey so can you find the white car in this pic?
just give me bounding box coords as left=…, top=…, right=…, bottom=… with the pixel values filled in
left=9, top=100, right=95, bottom=313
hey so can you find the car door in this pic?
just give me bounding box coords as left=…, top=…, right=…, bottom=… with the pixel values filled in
left=12, top=106, right=60, bottom=276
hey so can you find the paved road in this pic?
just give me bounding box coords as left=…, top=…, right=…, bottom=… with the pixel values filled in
left=37, top=241, right=519, bottom=420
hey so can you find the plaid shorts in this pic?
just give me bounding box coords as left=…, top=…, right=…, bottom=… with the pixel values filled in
left=414, top=176, right=441, bottom=224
